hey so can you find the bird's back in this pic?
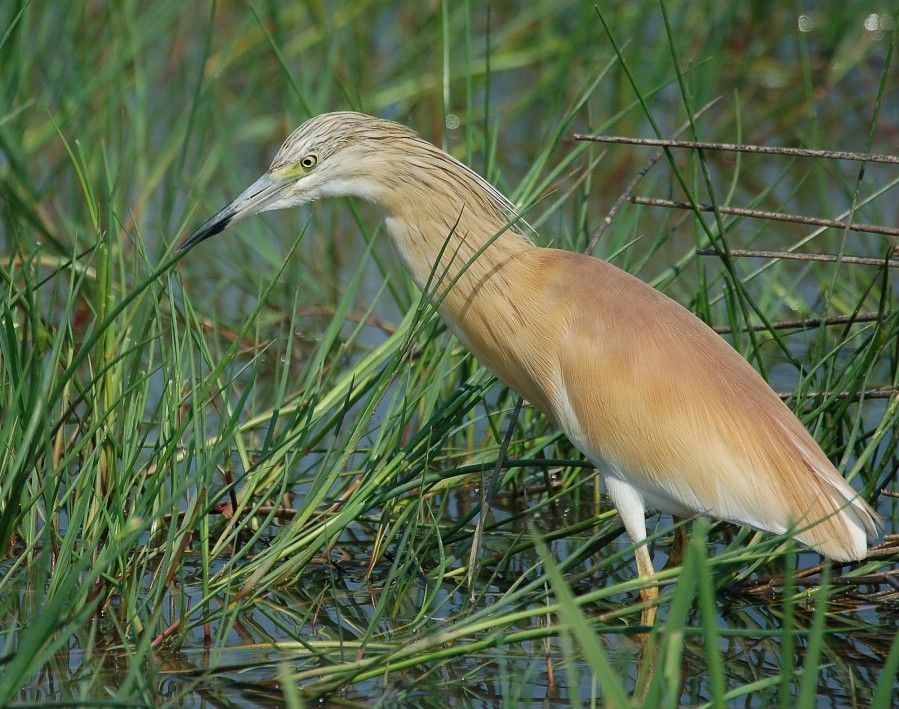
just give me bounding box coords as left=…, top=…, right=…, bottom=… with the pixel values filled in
left=483, top=248, right=877, bottom=560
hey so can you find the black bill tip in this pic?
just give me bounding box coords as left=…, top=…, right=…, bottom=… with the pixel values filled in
left=175, top=174, right=284, bottom=255
left=175, top=212, right=234, bottom=254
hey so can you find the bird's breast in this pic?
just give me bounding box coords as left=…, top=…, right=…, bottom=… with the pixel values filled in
left=436, top=249, right=564, bottom=417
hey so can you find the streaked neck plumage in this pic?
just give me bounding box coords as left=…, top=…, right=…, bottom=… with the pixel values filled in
left=372, top=140, right=536, bottom=322
left=366, top=142, right=557, bottom=415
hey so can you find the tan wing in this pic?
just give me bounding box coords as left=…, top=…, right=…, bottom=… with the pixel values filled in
left=536, top=250, right=877, bottom=561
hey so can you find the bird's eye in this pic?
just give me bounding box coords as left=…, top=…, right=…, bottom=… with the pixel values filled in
left=300, top=154, right=318, bottom=169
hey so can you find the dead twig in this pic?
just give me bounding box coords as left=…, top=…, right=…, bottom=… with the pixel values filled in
left=696, top=248, right=899, bottom=268
left=714, top=312, right=883, bottom=334
left=778, top=387, right=896, bottom=401
left=632, top=196, right=899, bottom=238
left=743, top=539, right=899, bottom=595
left=572, top=134, right=899, bottom=165
left=297, top=305, right=396, bottom=335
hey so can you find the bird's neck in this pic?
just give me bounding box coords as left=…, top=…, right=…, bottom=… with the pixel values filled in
left=382, top=199, right=535, bottom=317
left=363, top=151, right=556, bottom=410
left=381, top=200, right=559, bottom=413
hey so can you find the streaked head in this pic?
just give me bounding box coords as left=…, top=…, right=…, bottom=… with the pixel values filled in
left=177, top=112, right=420, bottom=252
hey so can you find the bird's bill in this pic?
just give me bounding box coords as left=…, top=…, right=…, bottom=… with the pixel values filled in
left=176, top=174, right=290, bottom=253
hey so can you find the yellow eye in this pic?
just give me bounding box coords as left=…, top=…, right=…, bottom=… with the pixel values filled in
left=300, top=154, right=318, bottom=169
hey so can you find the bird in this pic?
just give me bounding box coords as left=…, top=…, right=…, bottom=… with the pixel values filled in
left=178, top=111, right=878, bottom=620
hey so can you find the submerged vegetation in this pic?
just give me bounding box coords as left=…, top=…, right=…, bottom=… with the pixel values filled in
left=1, top=1, right=897, bottom=705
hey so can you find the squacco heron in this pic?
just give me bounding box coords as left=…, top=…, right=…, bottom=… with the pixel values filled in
left=179, top=112, right=878, bottom=617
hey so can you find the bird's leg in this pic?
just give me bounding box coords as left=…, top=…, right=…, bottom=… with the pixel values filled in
left=635, top=544, right=659, bottom=627
left=633, top=622, right=659, bottom=704
left=606, top=477, right=658, bottom=626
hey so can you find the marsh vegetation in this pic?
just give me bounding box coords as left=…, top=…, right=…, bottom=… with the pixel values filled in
left=1, top=2, right=897, bottom=705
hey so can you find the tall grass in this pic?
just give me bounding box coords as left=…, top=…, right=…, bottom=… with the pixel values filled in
left=0, top=1, right=896, bottom=705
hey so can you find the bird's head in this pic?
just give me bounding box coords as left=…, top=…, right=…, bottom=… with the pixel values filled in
left=177, top=111, right=418, bottom=252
